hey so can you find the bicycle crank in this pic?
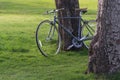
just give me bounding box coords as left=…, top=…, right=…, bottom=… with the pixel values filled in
left=72, top=38, right=83, bottom=48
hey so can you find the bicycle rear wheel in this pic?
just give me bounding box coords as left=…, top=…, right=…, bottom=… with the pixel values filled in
left=36, top=20, right=61, bottom=57
left=81, top=20, right=96, bottom=49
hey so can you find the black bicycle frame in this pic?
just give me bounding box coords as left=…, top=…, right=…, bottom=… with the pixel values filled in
left=53, top=16, right=83, bottom=41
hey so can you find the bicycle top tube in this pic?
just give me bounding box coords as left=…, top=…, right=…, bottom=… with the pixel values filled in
left=55, top=16, right=81, bottom=19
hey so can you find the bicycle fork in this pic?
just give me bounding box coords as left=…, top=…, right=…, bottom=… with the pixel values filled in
left=46, top=22, right=55, bottom=41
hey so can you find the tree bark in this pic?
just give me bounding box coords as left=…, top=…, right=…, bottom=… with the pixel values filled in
left=87, top=0, right=120, bottom=74
left=55, top=0, right=80, bottom=50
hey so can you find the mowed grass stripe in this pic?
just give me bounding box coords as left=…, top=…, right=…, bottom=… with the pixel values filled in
left=0, top=0, right=98, bottom=80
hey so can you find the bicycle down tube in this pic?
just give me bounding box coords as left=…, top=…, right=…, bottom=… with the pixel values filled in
left=54, top=16, right=82, bottom=41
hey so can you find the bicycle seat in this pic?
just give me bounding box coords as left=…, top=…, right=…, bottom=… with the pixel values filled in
left=75, top=8, right=87, bottom=14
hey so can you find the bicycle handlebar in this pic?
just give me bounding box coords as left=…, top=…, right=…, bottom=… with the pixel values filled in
left=46, top=8, right=64, bottom=14
left=45, top=8, right=87, bottom=14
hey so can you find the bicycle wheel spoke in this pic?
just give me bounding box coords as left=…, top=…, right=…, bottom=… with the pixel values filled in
left=36, top=20, right=61, bottom=57
left=82, top=20, right=96, bottom=49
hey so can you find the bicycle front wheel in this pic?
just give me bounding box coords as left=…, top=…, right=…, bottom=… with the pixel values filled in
left=82, top=20, right=96, bottom=49
left=36, top=20, right=61, bottom=57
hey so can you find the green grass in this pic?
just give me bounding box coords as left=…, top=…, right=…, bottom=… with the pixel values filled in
left=1, top=0, right=119, bottom=80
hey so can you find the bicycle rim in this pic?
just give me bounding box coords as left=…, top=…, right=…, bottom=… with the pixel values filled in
left=36, top=20, right=61, bottom=57
left=82, top=20, right=96, bottom=49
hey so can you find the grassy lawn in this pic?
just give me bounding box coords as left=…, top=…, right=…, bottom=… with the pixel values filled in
left=0, top=0, right=111, bottom=80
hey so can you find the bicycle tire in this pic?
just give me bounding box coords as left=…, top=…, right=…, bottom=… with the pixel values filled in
left=36, top=20, right=61, bottom=57
left=81, top=20, right=96, bottom=49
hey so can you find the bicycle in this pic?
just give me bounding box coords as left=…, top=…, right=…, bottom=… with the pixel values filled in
left=36, top=8, right=96, bottom=57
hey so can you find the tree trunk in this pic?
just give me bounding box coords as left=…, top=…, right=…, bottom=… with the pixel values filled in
left=55, top=0, right=80, bottom=50
left=87, top=0, right=120, bottom=74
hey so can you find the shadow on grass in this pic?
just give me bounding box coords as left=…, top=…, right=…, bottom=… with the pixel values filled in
left=106, top=73, right=120, bottom=80
left=40, top=48, right=89, bottom=66
left=63, top=47, right=89, bottom=56
left=95, top=73, right=120, bottom=80
left=11, top=48, right=29, bottom=53
left=70, top=77, right=89, bottom=80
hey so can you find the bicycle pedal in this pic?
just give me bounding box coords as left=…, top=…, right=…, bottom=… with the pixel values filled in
left=67, top=45, right=74, bottom=50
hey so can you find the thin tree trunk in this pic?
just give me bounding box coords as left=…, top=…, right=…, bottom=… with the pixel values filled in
left=87, top=0, right=120, bottom=74
left=55, top=0, right=80, bottom=50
